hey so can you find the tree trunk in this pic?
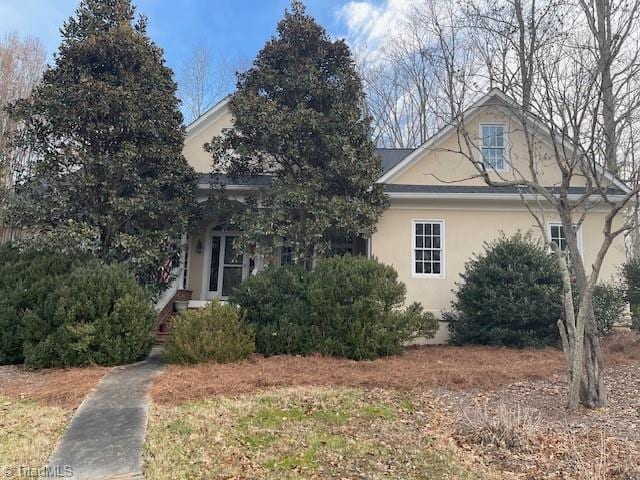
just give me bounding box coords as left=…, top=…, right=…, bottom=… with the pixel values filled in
left=556, top=209, right=607, bottom=409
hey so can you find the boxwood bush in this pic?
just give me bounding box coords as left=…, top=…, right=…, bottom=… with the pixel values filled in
left=232, top=255, right=437, bottom=360
left=448, top=233, right=563, bottom=347
left=23, top=262, right=155, bottom=368
left=592, top=282, right=627, bottom=336
left=0, top=245, right=155, bottom=367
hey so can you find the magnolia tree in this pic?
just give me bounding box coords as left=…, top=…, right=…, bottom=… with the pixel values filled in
left=366, top=0, right=640, bottom=409
left=8, top=0, right=198, bottom=292
left=207, top=1, right=387, bottom=268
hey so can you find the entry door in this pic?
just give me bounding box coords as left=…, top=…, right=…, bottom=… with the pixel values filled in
left=207, top=233, right=244, bottom=299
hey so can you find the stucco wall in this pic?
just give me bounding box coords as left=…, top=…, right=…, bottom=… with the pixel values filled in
left=371, top=198, right=627, bottom=342
left=391, top=105, right=589, bottom=188
left=183, top=109, right=234, bottom=173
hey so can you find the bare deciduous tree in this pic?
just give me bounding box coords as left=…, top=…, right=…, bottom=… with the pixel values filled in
left=0, top=32, right=46, bottom=242
left=358, top=0, right=478, bottom=148
left=427, top=0, right=640, bottom=409
left=178, top=43, right=243, bottom=124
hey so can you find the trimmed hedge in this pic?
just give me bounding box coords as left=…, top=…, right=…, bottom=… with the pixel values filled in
left=164, top=301, right=254, bottom=365
left=448, top=233, right=563, bottom=347
left=0, top=245, right=155, bottom=368
left=231, top=255, right=437, bottom=360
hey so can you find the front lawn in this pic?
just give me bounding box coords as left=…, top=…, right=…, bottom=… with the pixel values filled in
left=147, top=335, right=640, bottom=479
left=144, top=387, right=485, bottom=479
left=0, top=365, right=106, bottom=471
left=0, top=397, right=69, bottom=472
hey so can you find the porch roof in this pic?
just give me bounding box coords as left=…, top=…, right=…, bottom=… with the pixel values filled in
left=197, top=148, right=416, bottom=188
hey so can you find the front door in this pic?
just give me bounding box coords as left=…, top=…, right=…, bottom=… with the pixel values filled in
left=206, top=232, right=245, bottom=299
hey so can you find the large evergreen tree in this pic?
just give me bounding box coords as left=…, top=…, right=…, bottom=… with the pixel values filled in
left=207, top=1, right=387, bottom=266
left=9, top=0, right=198, bottom=291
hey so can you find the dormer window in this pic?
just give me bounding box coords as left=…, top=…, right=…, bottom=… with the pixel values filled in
left=481, top=124, right=507, bottom=171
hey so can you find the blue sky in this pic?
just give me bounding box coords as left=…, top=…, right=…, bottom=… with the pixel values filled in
left=0, top=0, right=395, bottom=76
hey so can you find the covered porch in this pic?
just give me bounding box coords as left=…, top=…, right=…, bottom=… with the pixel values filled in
left=183, top=220, right=369, bottom=303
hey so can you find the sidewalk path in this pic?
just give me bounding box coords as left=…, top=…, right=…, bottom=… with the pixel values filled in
left=46, top=347, right=164, bottom=480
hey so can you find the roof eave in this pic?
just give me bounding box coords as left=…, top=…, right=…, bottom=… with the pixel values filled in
left=387, top=191, right=628, bottom=201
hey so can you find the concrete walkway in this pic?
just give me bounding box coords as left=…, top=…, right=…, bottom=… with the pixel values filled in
left=46, top=347, right=164, bottom=480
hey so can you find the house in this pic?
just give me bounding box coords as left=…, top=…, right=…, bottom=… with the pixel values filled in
left=158, top=89, right=629, bottom=343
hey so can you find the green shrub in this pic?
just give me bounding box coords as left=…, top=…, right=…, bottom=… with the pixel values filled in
left=449, top=233, right=563, bottom=347
left=164, top=301, right=254, bottom=364
left=592, top=282, right=627, bottom=336
left=308, top=255, right=436, bottom=359
left=0, top=246, right=155, bottom=368
left=233, top=255, right=437, bottom=360
left=230, top=265, right=314, bottom=355
left=623, top=257, right=640, bottom=330
left=23, top=262, right=155, bottom=368
left=0, top=245, right=82, bottom=364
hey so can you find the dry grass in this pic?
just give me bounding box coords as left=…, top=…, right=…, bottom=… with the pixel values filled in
left=0, top=365, right=107, bottom=473
left=144, top=387, right=489, bottom=480
left=151, top=345, right=566, bottom=406
left=0, top=364, right=107, bottom=409
left=460, top=402, right=542, bottom=451
left=0, top=396, right=69, bottom=473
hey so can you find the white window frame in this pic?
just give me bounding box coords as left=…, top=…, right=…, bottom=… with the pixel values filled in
left=547, top=222, right=584, bottom=256
left=479, top=123, right=509, bottom=172
left=411, top=219, right=445, bottom=279
left=201, top=227, right=250, bottom=300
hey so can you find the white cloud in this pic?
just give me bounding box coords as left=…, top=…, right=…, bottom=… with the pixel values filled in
left=337, top=0, right=412, bottom=52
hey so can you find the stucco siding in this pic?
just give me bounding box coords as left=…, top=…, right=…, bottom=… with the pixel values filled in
left=391, top=106, right=590, bottom=189
left=183, top=109, right=234, bottom=173
left=371, top=198, right=626, bottom=342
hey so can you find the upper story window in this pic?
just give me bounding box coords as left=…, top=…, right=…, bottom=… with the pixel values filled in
left=412, top=220, right=444, bottom=277
left=481, top=124, right=507, bottom=171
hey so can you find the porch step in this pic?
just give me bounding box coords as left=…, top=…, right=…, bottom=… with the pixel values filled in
left=155, top=330, right=171, bottom=345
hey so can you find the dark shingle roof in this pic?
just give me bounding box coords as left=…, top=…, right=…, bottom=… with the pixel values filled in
left=376, top=148, right=414, bottom=174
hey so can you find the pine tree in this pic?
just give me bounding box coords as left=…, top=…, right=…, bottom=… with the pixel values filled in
left=207, top=1, right=388, bottom=267
left=9, top=0, right=198, bottom=290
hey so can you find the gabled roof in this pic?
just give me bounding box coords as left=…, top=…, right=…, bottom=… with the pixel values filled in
left=377, top=148, right=414, bottom=173
left=185, top=96, right=231, bottom=138
left=378, top=88, right=630, bottom=194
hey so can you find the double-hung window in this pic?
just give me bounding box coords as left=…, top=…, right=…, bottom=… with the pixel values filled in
left=413, top=220, right=444, bottom=277
left=481, top=124, right=507, bottom=171
left=548, top=222, right=583, bottom=256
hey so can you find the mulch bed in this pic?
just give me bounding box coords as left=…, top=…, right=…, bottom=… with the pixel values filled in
left=151, top=345, right=566, bottom=405
left=436, top=363, right=640, bottom=479
left=0, top=364, right=108, bottom=410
